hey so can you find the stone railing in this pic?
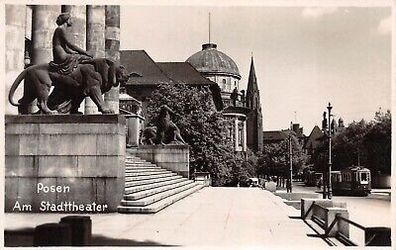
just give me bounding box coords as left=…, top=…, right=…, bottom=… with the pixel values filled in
left=127, top=145, right=190, bottom=179
left=301, top=198, right=391, bottom=246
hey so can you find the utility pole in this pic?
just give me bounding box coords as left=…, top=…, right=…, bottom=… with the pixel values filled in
left=322, top=102, right=334, bottom=199
left=327, top=103, right=333, bottom=199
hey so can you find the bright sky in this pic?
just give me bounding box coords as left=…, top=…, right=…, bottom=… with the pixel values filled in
left=120, top=4, right=391, bottom=133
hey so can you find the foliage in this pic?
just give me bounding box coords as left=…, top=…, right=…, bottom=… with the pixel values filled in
left=363, top=110, right=391, bottom=174
left=332, top=119, right=369, bottom=170
left=314, top=109, right=391, bottom=175
left=257, top=132, right=308, bottom=177
left=146, top=83, right=256, bottom=186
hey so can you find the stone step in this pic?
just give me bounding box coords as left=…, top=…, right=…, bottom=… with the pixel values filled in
left=124, top=175, right=183, bottom=188
left=125, top=156, right=147, bottom=162
left=124, top=178, right=187, bottom=195
left=125, top=167, right=163, bottom=173
left=120, top=182, right=199, bottom=207
left=125, top=161, right=155, bottom=166
left=125, top=165, right=160, bottom=169
left=125, top=172, right=176, bottom=182
left=123, top=180, right=195, bottom=201
left=118, top=184, right=204, bottom=213
left=125, top=155, right=141, bottom=159
left=125, top=170, right=171, bottom=177
left=125, top=160, right=155, bottom=164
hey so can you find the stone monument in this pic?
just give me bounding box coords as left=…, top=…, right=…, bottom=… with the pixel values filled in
left=5, top=8, right=133, bottom=213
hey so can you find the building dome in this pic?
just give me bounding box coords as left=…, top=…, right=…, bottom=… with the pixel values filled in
left=186, top=43, right=241, bottom=79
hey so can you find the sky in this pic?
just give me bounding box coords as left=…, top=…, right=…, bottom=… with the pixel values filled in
left=120, top=4, right=391, bottom=133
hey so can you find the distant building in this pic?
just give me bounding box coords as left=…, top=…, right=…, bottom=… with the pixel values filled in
left=304, top=125, right=324, bottom=155
left=187, top=43, right=263, bottom=152
left=304, top=118, right=345, bottom=156
left=263, top=130, right=288, bottom=145
left=246, top=57, right=263, bottom=152
left=120, top=50, right=223, bottom=116
left=263, top=123, right=305, bottom=146
left=186, top=43, right=241, bottom=107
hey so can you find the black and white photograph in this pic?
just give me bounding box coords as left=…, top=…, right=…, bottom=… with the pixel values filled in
left=2, top=0, right=393, bottom=248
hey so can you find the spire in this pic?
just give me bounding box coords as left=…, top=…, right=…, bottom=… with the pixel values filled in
left=247, top=55, right=258, bottom=93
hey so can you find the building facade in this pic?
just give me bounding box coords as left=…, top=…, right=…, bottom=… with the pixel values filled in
left=186, top=43, right=264, bottom=152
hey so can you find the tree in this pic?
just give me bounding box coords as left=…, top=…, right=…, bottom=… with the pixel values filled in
left=258, top=131, right=308, bottom=179
left=364, top=110, right=391, bottom=175
left=326, top=109, right=391, bottom=175
left=332, top=119, right=369, bottom=170
left=146, top=83, right=253, bottom=186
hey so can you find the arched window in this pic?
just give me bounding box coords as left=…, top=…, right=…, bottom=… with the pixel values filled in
left=222, top=79, right=226, bottom=90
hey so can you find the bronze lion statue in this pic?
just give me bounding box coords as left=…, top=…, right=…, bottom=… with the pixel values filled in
left=8, top=58, right=140, bottom=114
left=140, top=105, right=186, bottom=145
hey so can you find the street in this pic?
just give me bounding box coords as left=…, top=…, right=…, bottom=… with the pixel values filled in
left=290, top=181, right=391, bottom=245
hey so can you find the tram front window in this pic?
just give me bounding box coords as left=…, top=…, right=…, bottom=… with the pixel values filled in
left=360, top=172, right=369, bottom=184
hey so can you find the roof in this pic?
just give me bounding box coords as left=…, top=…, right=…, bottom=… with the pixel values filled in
left=223, top=106, right=251, bottom=116
left=120, top=50, right=223, bottom=110
left=263, top=130, right=288, bottom=143
left=121, top=50, right=173, bottom=86
left=157, top=62, right=217, bottom=86
left=304, top=125, right=324, bottom=150
left=158, top=62, right=223, bottom=110
left=186, top=43, right=241, bottom=79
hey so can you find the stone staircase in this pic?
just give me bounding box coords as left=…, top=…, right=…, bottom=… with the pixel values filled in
left=118, top=155, right=204, bottom=213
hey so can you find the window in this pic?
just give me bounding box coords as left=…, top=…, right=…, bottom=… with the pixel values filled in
left=238, top=122, right=243, bottom=147
left=222, top=79, right=226, bottom=90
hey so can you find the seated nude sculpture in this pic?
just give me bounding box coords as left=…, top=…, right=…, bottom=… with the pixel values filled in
left=8, top=13, right=140, bottom=114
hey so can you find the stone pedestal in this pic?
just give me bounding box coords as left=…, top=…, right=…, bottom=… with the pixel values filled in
left=128, top=145, right=189, bottom=178
left=5, top=115, right=126, bottom=212
left=194, top=172, right=211, bottom=186
left=125, top=114, right=145, bottom=147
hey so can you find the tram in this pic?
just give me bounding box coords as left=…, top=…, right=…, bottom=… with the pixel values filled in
left=331, top=166, right=371, bottom=196
left=304, top=169, right=323, bottom=187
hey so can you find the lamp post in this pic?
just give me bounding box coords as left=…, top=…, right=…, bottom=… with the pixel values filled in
left=322, top=102, right=334, bottom=199
left=288, top=131, right=293, bottom=193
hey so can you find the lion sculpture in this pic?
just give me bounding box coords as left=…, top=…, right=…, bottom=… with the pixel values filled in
left=8, top=58, right=139, bottom=114
left=140, top=105, right=186, bottom=145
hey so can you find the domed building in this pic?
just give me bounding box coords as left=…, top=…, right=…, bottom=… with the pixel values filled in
left=187, top=43, right=263, bottom=152
left=186, top=43, right=241, bottom=107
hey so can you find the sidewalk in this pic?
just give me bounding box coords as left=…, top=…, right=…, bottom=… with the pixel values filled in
left=5, top=187, right=328, bottom=247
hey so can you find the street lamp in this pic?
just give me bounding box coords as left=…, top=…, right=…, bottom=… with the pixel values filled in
left=288, top=132, right=293, bottom=193
left=322, top=102, right=335, bottom=199
left=288, top=122, right=293, bottom=193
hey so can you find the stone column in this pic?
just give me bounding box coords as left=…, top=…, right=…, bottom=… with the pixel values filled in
left=243, top=119, right=247, bottom=151
left=85, top=5, right=106, bottom=114
left=234, top=118, right=239, bottom=151
left=5, top=5, right=26, bottom=114
left=30, top=5, right=61, bottom=113
left=104, top=5, right=120, bottom=114
left=62, top=5, right=86, bottom=113
left=32, top=6, right=60, bottom=64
